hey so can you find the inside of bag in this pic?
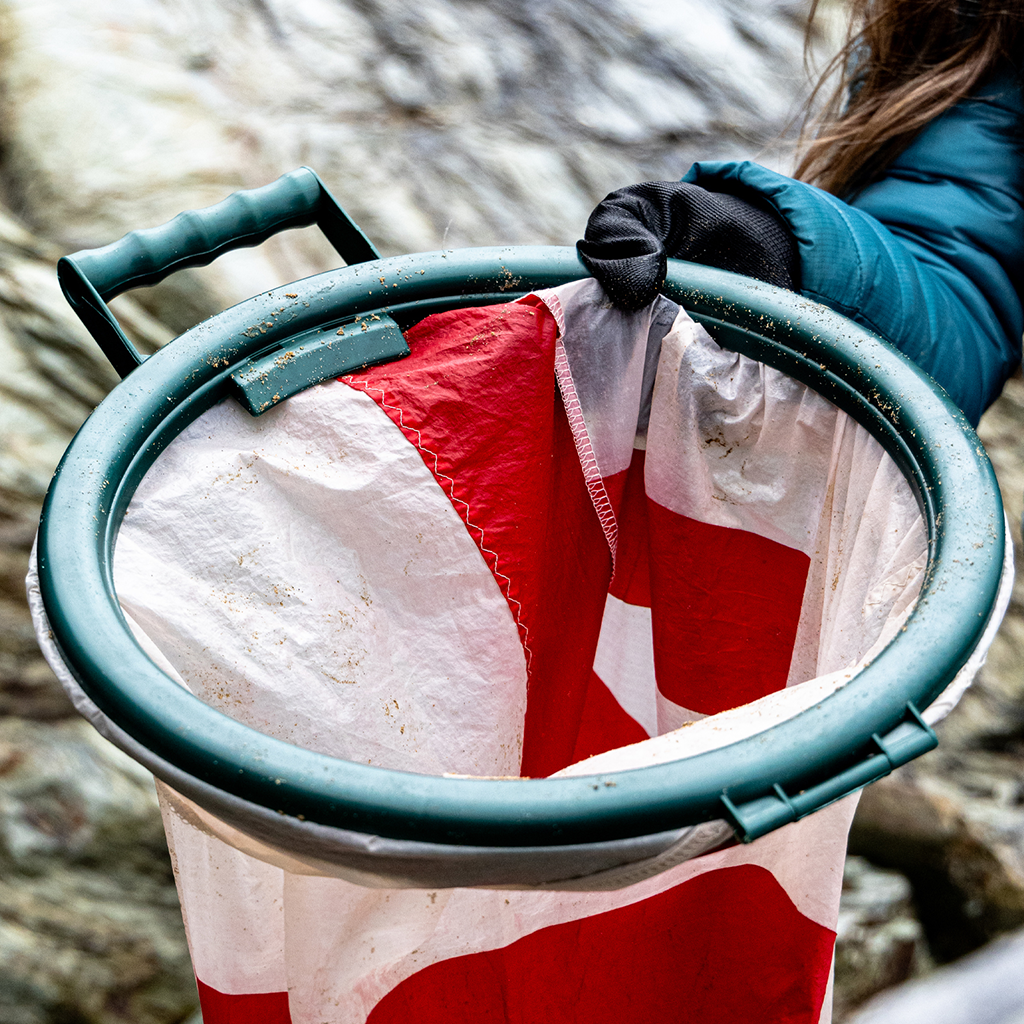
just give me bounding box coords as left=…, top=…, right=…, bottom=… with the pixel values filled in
left=112, top=279, right=928, bottom=784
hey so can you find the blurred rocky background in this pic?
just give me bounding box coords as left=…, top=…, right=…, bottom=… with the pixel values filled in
left=0, top=0, right=1021, bottom=1021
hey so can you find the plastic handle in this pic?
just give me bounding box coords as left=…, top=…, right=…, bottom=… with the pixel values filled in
left=57, top=167, right=381, bottom=379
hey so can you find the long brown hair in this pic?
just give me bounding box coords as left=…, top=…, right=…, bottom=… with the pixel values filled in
left=796, top=0, right=1024, bottom=197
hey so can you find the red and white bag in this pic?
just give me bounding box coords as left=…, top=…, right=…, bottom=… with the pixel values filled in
left=30, top=279, right=1011, bottom=1023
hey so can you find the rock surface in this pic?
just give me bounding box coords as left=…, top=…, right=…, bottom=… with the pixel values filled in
left=0, top=0, right=819, bottom=327
left=3, top=0, right=1022, bottom=1022
left=833, top=857, right=932, bottom=1021
left=0, top=718, right=197, bottom=1024
left=845, top=925, right=1024, bottom=1024
left=0, top=203, right=172, bottom=725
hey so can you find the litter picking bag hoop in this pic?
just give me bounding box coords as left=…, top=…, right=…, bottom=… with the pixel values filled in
left=30, top=273, right=1011, bottom=1024
left=35, top=243, right=1007, bottom=846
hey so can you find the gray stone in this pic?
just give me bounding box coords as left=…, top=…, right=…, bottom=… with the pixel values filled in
left=0, top=719, right=164, bottom=871
left=834, top=857, right=931, bottom=1020
left=0, top=200, right=172, bottom=723
left=0, top=867, right=197, bottom=1024
left=0, top=719, right=197, bottom=1023
left=8, top=0, right=1024, bottom=1019
left=846, top=926, right=1024, bottom=1024
left=0, top=0, right=819, bottom=326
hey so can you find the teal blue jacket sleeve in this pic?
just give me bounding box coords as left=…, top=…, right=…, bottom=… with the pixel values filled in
left=684, top=73, right=1024, bottom=425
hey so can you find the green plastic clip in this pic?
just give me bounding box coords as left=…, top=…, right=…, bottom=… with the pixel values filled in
left=720, top=700, right=938, bottom=842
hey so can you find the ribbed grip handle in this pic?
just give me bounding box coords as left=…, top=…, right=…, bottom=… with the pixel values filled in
left=57, top=167, right=380, bottom=378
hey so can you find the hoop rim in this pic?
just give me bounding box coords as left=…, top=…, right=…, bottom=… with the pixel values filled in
left=37, top=246, right=1005, bottom=846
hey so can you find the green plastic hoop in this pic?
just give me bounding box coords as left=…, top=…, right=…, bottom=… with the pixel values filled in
left=38, top=244, right=1004, bottom=846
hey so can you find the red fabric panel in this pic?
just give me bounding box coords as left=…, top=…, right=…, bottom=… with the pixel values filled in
left=570, top=669, right=650, bottom=763
left=196, top=980, right=291, bottom=1024
left=605, top=456, right=650, bottom=608
left=366, top=864, right=835, bottom=1024
left=606, top=449, right=809, bottom=715
left=646, top=498, right=810, bottom=714
left=345, top=302, right=612, bottom=778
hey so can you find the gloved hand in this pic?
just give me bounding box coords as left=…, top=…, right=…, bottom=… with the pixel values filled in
left=576, top=181, right=800, bottom=312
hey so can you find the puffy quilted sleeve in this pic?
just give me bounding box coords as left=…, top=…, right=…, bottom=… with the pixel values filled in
left=684, top=72, right=1024, bottom=425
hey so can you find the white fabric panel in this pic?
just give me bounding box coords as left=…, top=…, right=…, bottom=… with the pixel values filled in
left=155, top=780, right=855, bottom=1019
left=656, top=691, right=706, bottom=732
left=591, top=595, right=703, bottom=736
left=644, top=308, right=845, bottom=556
left=159, top=783, right=287, bottom=995
left=112, top=383, right=527, bottom=778
left=786, top=417, right=927, bottom=686
left=591, top=595, right=659, bottom=737
left=543, top=278, right=665, bottom=482
left=546, top=280, right=675, bottom=561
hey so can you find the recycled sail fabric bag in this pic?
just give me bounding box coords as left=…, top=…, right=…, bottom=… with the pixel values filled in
left=30, top=273, right=1009, bottom=1024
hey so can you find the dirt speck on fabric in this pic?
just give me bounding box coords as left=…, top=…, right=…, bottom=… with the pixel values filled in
left=323, top=673, right=356, bottom=686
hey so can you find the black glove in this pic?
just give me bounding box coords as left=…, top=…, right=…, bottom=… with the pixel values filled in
left=576, top=181, right=799, bottom=312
